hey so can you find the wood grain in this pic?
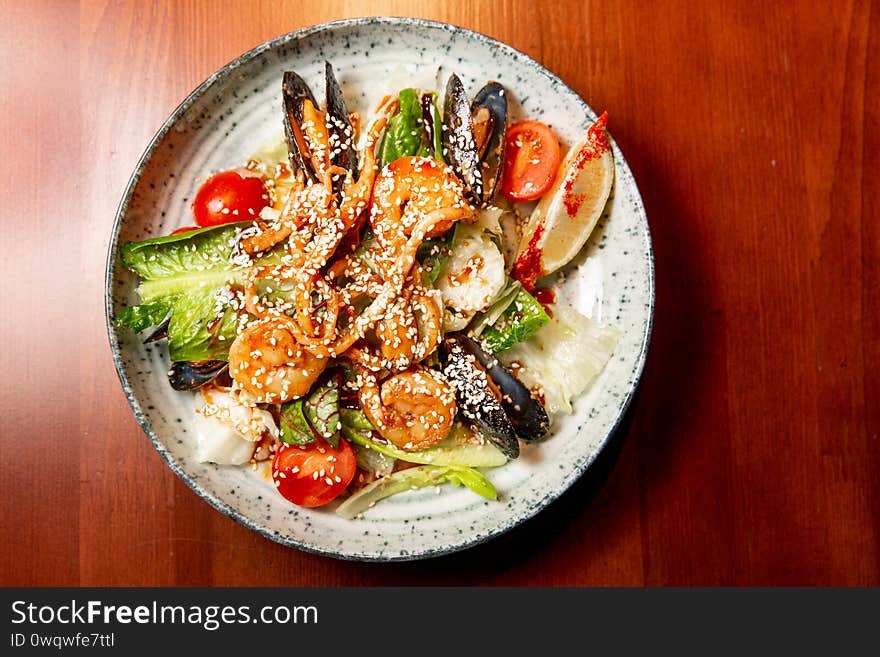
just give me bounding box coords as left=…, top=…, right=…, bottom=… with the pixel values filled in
left=0, top=0, right=877, bottom=586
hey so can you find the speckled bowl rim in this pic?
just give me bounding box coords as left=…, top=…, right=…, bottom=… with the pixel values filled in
left=104, top=16, right=655, bottom=562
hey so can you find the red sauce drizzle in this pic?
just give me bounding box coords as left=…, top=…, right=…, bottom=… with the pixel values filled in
left=563, top=189, right=586, bottom=217
left=533, top=287, right=556, bottom=315
left=511, top=220, right=545, bottom=291
left=562, top=111, right=610, bottom=218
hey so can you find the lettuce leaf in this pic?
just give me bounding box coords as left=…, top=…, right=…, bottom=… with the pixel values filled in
left=340, top=407, right=374, bottom=431
left=420, top=91, right=444, bottom=162
left=379, top=88, right=423, bottom=166
left=335, top=465, right=497, bottom=519
left=278, top=375, right=342, bottom=447
left=378, top=89, right=444, bottom=167
left=498, top=305, right=621, bottom=414
left=480, top=287, right=550, bottom=352
left=117, top=222, right=287, bottom=362
left=115, top=301, right=170, bottom=333
left=120, top=222, right=247, bottom=279
left=353, top=444, right=396, bottom=478
left=279, top=399, right=316, bottom=445
left=304, top=375, right=341, bottom=448
left=416, top=230, right=455, bottom=285
left=469, top=277, right=520, bottom=337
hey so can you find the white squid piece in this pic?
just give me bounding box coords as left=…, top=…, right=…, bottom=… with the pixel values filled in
left=436, top=222, right=506, bottom=331
left=192, top=386, right=279, bottom=465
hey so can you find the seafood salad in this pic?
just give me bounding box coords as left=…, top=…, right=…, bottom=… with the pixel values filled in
left=117, top=62, right=621, bottom=518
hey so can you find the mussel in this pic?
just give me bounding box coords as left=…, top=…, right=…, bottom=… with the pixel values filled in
left=443, top=74, right=483, bottom=203
left=442, top=75, right=508, bottom=207
left=440, top=334, right=550, bottom=459
left=441, top=336, right=519, bottom=459
left=282, top=62, right=358, bottom=189
left=457, top=334, right=549, bottom=442
left=142, top=316, right=170, bottom=344
left=167, top=360, right=229, bottom=391
left=282, top=70, right=320, bottom=184
left=470, top=82, right=508, bottom=204
left=323, top=61, right=358, bottom=182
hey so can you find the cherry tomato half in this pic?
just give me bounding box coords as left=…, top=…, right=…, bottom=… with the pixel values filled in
left=170, top=225, right=200, bottom=235
left=500, top=120, right=561, bottom=201
left=272, top=439, right=357, bottom=508
left=192, top=168, right=269, bottom=227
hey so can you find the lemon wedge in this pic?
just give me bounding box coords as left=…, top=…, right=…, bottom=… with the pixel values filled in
left=512, top=112, right=614, bottom=289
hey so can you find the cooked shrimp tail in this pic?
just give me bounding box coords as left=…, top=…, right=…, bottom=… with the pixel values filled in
left=358, top=366, right=457, bottom=450
left=228, top=316, right=328, bottom=403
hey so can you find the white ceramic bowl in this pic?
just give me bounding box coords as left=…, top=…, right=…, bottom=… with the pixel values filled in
left=106, top=17, right=654, bottom=561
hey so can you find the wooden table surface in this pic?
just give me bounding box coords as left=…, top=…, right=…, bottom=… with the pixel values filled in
left=1, top=0, right=877, bottom=586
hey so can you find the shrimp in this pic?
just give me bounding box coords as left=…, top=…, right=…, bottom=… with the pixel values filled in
left=369, top=156, right=475, bottom=276
left=374, top=294, right=418, bottom=369
left=369, top=285, right=442, bottom=371
left=238, top=100, right=401, bottom=360
left=228, top=316, right=328, bottom=403
left=358, top=366, right=457, bottom=451
left=326, top=210, right=452, bottom=357
left=321, top=157, right=473, bottom=358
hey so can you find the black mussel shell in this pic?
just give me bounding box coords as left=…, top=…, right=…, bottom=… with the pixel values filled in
left=142, top=316, right=170, bottom=344
left=324, top=61, right=358, bottom=181
left=440, top=337, right=519, bottom=459
left=167, top=360, right=229, bottom=391
left=282, top=70, right=320, bottom=183
left=455, top=334, right=550, bottom=442
left=470, top=82, right=508, bottom=206
left=442, top=73, right=483, bottom=203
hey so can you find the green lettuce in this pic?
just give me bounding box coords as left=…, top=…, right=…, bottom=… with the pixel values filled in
left=416, top=230, right=455, bottom=285
left=119, top=222, right=246, bottom=279
left=278, top=374, right=342, bottom=447
left=303, top=375, right=341, bottom=448
left=116, top=222, right=286, bottom=361
left=115, top=301, right=170, bottom=333
left=480, top=287, right=550, bottom=352
left=498, top=305, right=621, bottom=414
left=426, top=92, right=444, bottom=161
left=279, top=399, right=316, bottom=445
left=335, top=465, right=497, bottom=519
left=378, top=89, right=444, bottom=167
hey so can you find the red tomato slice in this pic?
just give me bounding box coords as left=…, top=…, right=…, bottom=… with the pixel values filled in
left=272, top=439, right=357, bottom=508
left=192, top=168, right=269, bottom=227
left=170, top=225, right=200, bottom=235
left=500, top=120, right=561, bottom=201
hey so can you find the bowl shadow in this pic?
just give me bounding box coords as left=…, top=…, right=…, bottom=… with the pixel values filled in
left=433, top=387, right=643, bottom=571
